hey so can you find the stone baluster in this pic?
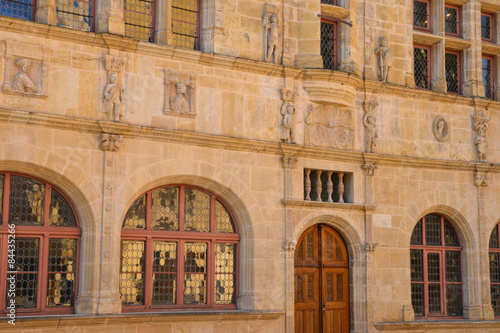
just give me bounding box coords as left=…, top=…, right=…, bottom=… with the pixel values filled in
left=304, top=169, right=311, bottom=200
left=315, top=170, right=322, bottom=201
left=337, top=172, right=345, bottom=203
left=326, top=171, right=333, bottom=202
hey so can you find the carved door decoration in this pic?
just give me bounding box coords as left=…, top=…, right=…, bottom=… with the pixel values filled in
left=294, top=224, right=349, bottom=333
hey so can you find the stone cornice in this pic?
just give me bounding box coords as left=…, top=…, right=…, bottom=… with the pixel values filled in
left=282, top=199, right=377, bottom=211
left=374, top=320, right=500, bottom=330
left=2, top=108, right=500, bottom=173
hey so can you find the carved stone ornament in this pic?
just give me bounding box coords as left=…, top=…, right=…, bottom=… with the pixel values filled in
left=282, top=156, right=297, bottom=169
left=104, top=55, right=126, bottom=73
left=262, top=3, right=281, bottom=64
left=361, top=164, right=377, bottom=176
left=305, top=105, right=354, bottom=150
left=374, top=36, right=392, bottom=83
left=3, top=40, right=49, bottom=98
left=282, top=240, right=297, bottom=251
left=280, top=88, right=298, bottom=143
left=362, top=100, right=379, bottom=153
left=433, top=116, right=449, bottom=142
left=103, top=73, right=125, bottom=122
left=100, top=134, right=123, bottom=152
left=474, top=172, right=488, bottom=187
left=163, top=69, right=196, bottom=117
left=472, top=111, right=490, bottom=163
left=364, top=243, right=377, bottom=252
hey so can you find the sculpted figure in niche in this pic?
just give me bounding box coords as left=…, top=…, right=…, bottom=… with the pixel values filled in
left=375, top=36, right=392, bottom=83
left=263, top=12, right=280, bottom=64
left=474, top=126, right=487, bottom=162
left=13, top=58, right=41, bottom=94
left=170, top=83, right=190, bottom=113
left=363, top=114, right=377, bottom=153
left=280, top=102, right=295, bottom=143
left=103, top=73, right=124, bottom=122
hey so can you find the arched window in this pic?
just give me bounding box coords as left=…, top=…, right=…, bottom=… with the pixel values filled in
left=120, top=185, right=239, bottom=311
left=489, top=224, right=500, bottom=316
left=410, top=214, right=463, bottom=318
left=0, top=173, right=80, bottom=315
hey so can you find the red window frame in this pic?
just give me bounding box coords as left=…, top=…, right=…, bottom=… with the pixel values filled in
left=121, top=185, right=240, bottom=311
left=489, top=224, right=500, bottom=318
left=481, top=12, right=494, bottom=43
left=414, top=0, right=431, bottom=32
left=482, top=54, right=495, bottom=100
left=444, top=4, right=460, bottom=37
left=124, top=0, right=157, bottom=43
left=414, top=44, right=432, bottom=90
left=410, top=215, right=463, bottom=319
left=0, top=173, right=80, bottom=316
left=320, top=19, right=337, bottom=70
left=445, top=49, right=461, bottom=95
left=171, top=0, right=201, bottom=50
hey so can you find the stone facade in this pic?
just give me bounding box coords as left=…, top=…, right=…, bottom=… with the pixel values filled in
left=1, top=0, right=500, bottom=332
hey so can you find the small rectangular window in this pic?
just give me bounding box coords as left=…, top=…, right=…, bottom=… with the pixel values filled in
left=321, top=20, right=337, bottom=70
left=56, top=0, right=94, bottom=31
left=414, top=0, right=430, bottom=31
left=445, top=5, right=460, bottom=37
left=414, top=45, right=431, bottom=90
left=172, top=0, right=200, bottom=50
left=482, top=12, right=494, bottom=42
left=0, top=0, right=34, bottom=21
left=445, top=50, right=461, bottom=94
left=482, top=55, right=494, bottom=99
left=321, top=0, right=337, bottom=5
left=124, top=0, right=156, bottom=42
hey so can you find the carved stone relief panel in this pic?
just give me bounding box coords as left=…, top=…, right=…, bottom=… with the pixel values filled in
left=163, top=69, right=196, bottom=117
left=102, top=56, right=127, bottom=122
left=472, top=111, right=490, bottom=163
left=2, top=40, right=50, bottom=98
left=305, top=105, right=354, bottom=150
left=262, top=3, right=281, bottom=64
left=433, top=116, right=449, bottom=142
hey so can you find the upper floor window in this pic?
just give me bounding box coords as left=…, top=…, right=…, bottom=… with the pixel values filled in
left=410, top=214, right=463, bottom=318
left=445, top=4, right=460, bottom=37
left=172, top=0, right=200, bottom=50
left=0, top=173, right=80, bottom=315
left=414, top=0, right=430, bottom=31
left=56, top=0, right=94, bottom=32
left=120, top=185, right=239, bottom=310
left=321, top=20, right=337, bottom=70
left=481, top=12, right=494, bottom=42
left=321, top=0, right=337, bottom=5
left=124, top=0, right=155, bottom=42
left=489, top=224, right=500, bottom=317
left=445, top=50, right=460, bottom=94
left=414, top=45, right=430, bottom=89
left=482, top=55, right=494, bottom=99
left=0, top=0, right=34, bottom=21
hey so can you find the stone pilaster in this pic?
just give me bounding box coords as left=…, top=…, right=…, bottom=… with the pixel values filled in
left=462, top=1, right=484, bottom=97
left=155, top=0, right=172, bottom=45
left=96, top=0, right=125, bottom=35
left=34, top=0, right=57, bottom=25
left=295, top=1, right=323, bottom=68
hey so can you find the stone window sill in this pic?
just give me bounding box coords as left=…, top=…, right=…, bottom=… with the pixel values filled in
left=445, top=36, right=471, bottom=51
left=282, top=199, right=376, bottom=211
left=482, top=43, right=500, bottom=56
left=413, top=31, right=443, bottom=46
left=374, top=320, right=500, bottom=330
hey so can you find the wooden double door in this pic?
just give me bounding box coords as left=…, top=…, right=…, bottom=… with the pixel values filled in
left=294, top=224, right=349, bottom=333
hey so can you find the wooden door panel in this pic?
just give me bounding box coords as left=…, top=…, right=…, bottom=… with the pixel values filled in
left=324, top=308, right=346, bottom=333
left=295, top=309, right=319, bottom=333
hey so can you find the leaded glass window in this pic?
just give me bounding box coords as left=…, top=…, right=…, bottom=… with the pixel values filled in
left=489, top=224, right=500, bottom=316
left=124, top=0, right=155, bottom=42
left=413, top=0, right=430, bottom=31
left=121, top=185, right=239, bottom=310
left=414, top=46, right=430, bottom=89
left=410, top=214, right=463, bottom=317
left=445, top=5, right=459, bottom=36
left=56, top=0, right=94, bottom=31
left=482, top=13, right=494, bottom=42
left=482, top=56, right=494, bottom=99
left=0, top=0, right=34, bottom=21
left=0, top=173, right=80, bottom=315
left=321, top=0, right=337, bottom=5
left=321, top=20, right=336, bottom=70
left=172, top=0, right=200, bottom=50
left=445, top=51, right=460, bottom=94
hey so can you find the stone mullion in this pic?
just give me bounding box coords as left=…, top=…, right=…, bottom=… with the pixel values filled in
left=35, top=0, right=57, bottom=25
left=431, top=0, right=446, bottom=93
left=96, top=0, right=125, bottom=35
left=155, top=0, right=172, bottom=45
left=462, top=0, right=483, bottom=97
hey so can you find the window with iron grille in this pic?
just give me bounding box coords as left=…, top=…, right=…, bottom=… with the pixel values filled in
left=56, top=0, right=94, bottom=32
left=120, top=185, right=239, bottom=310
left=444, top=5, right=459, bottom=37
left=124, top=0, right=156, bottom=42
left=413, top=0, right=430, bottom=31
left=410, top=214, right=463, bottom=318
left=172, top=0, right=200, bottom=50
left=321, top=0, right=337, bottom=5
left=414, top=46, right=430, bottom=89
left=445, top=51, right=460, bottom=94
left=489, top=224, right=500, bottom=317
left=0, top=173, right=80, bottom=315
left=482, top=55, right=494, bottom=99
left=0, top=0, right=35, bottom=21
left=321, top=20, right=336, bottom=70
left=481, top=13, right=494, bottom=42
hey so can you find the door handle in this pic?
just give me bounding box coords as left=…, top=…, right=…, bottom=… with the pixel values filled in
left=322, top=298, right=326, bottom=315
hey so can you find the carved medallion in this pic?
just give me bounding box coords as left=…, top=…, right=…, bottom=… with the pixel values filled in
left=432, top=116, right=449, bottom=142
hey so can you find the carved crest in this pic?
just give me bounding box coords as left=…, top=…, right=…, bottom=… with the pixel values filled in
left=305, top=105, right=354, bottom=150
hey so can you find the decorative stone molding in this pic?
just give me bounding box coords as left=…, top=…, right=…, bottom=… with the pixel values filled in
left=2, top=40, right=49, bottom=98
left=375, top=36, right=392, bottom=83
left=432, top=116, right=449, bottom=142
left=474, top=172, right=488, bottom=187
left=282, top=156, right=297, bottom=169
left=100, top=134, right=122, bottom=152
left=361, top=164, right=377, bottom=176
left=302, top=70, right=360, bottom=108
left=163, top=69, right=196, bottom=117
left=281, top=199, right=377, bottom=211
left=305, top=105, right=354, bottom=150
left=262, top=3, right=281, bottom=64
left=280, top=88, right=297, bottom=143
left=104, top=55, right=126, bottom=73
left=362, top=100, right=379, bottom=153
left=472, top=111, right=490, bottom=163
left=364, top=243, right=377, bottom=252
left=337, top=60, right=359, bottom=75
left=282, top=239, right=297, bottom=251
left=320, top=3, right=350, bottom=20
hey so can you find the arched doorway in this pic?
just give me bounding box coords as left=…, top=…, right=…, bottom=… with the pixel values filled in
left=294, top=224, right=349, bottom=332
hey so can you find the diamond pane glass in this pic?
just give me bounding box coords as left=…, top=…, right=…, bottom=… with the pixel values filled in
left=445, top=251, right=461, bottom=282
left=413, top=0, right=429, bottom=29
left=46, top=239, right=76, bottom=307
left=0, top=174, right=3, bottom=221
left=491, top=285, right=500, bottom=315
left=444, top=220, right=459, bottom=246
left=184, top=242, right=207, bottom=304
left=0, top=0, right=33, bottom=21
left=445, top=7, right=458, bottom=35
left=151, top=187, right=179, bottom=230
left=445, top=52, right=460, bottom=94
left=215, top=200, right=235, bottom=233
left=56, top=0, right=93, bottom=31
left=427, top=253, right=440, bottom=282
left=490, top=225, right=499, bottom=248
left=124, top=0, right=154, bottom=42
left=446, top=284, right=463, bottom=316
left=411, top=284, right=424, bottom=316
left=120, top=240, right=145, bottom=305
left=184, top=188, right=210, bottom=232
left=411, top=249, right=423, bottom=281
left=9, top=175, right=44, bottom=225
left=152, top=241, right=177, bottom=305
left=321, top=21, right=336, bottom=70
left=215, top=243, right=236, bottom=304
left=425, top=214, right=441, bottom=246
left=49, top=189, right=77, bottom=227
left=482, top=57, right=493, bottom=99
left=411, top=220, right=423, bottom=245
left=428, top=284, right=441, bottom=313
left=123, top=195, right=146, bottom=229
left=172, top=0, right=199, bottom=50
left=482, top=14, right=492, bottom=40
left=321, top=0, right=336, bottom=5
left=490, top=252, right=500, bottom=283
left=414, top=47, right=430, bottom=89
left=10, top=238, right=39, bottom=308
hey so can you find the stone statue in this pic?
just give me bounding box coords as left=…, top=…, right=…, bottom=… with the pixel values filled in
left=280, top=102, right=295, bottom=143
left=103, top=73, right=124, bottom=122
left=169, top=83, right=190, bottom=113
left=472, top=112, right=490, bottom=162
left=12, top=58, right=41, bottom=94
left=433, top=116, right=449, bottom=142
left=263, top=10, right=280, bottom=64
left=363, top=114, right=377, bottom=153
left=374, top=36, right=392, bottom=83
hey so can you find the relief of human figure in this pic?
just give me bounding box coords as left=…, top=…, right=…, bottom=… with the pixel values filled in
left=103, top=73, right=124, bottom=122
left=374, top=36, right=392, bottom=83
left=474, top=126, right=487, bottom=162
left=363, top=114, right=378, bottom=153
left=280, top=102, right=295, bottom=143
left=12, top=58, right=41, bottom=94
left=170, top=83, right=190, bottom=113
left=263, top=12, right=280, bottom=63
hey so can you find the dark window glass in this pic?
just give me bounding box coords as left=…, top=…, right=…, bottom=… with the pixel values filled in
left=482, top=14, right=493, bottom=40
left=445, top=6, right=459, bottom=35
left=489, top=224, right=500, bottom=316
left=425, top=214, right=441, bottom=246
left=411, top=250, right=423, bottom=281
left=321, top=21, right=336, bottom=70
left=414, top=47, right=430, bottom=89
left=445, top=52, right=460, bottom=94
left=413, top=0, right=429, bottom=29
left=411, top=284, right=424, bottom=316
left=490, top=225, right=499, bottom=248
left=321, top=0, right=336, bottom=5
left=482, top=57, right=493, bottom=99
